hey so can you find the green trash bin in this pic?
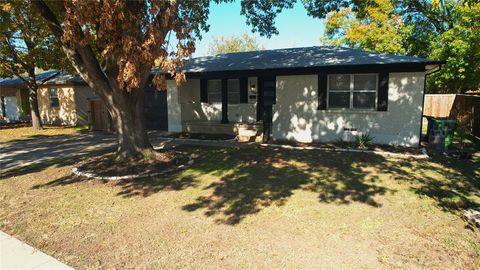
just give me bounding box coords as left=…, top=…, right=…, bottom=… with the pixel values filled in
left=427, top=118, right=457, bottom=149
left=441, top=119, right=456, bottom=149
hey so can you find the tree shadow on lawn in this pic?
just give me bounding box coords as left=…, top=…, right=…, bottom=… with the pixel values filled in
left=32, top=173, right=199, bottom=198
left=28, top=145, right=480, bottom=225
left=382, top=154, right=480, bottom=213
left=0, top=134, right=115, bottom=179
left=181, top=147, right=392, bottom=224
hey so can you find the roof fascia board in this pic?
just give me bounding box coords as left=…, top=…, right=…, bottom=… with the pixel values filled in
left=165, top=63, right=432, bottom=79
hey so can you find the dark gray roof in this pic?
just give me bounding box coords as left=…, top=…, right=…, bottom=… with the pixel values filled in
left=1, top=46, right=441, bottom=88
left=178, top=46, right=441, bottom=74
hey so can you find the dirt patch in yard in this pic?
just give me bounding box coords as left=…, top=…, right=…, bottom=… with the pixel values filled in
left=76, top=150, right=189, bottom=177
left=1, top=145, right=479, bottom=269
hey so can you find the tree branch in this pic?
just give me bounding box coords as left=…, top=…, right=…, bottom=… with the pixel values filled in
left=30, top=0, right=63, bottom=38
left=3, top=35, right=31, bottom=72
left=32, top=0, right=113, bottom=97
left=5, top=66, right=31, bottom=87
left=38, top=71, right=61, bottom=86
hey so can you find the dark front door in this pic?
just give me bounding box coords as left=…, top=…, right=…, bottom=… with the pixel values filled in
left=257, top=76, right=276, bottom=141
left=144, top=85, right=168, bottom=130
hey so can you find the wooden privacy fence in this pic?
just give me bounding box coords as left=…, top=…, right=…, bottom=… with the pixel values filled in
left=423, top=94, right=480, bottom=137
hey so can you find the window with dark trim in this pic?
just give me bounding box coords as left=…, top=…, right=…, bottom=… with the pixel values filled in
left=327, top=74, right=377, bottom=110
left=227, top=79, right=240, bottom=104
left=207, top=79, right=221, bottom=103
left=49, top=88, right=59, bottom=108
left=206, top=78, right=241, bottom=104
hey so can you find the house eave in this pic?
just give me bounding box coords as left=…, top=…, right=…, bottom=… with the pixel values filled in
left=160, top=62, right=438, bottom=80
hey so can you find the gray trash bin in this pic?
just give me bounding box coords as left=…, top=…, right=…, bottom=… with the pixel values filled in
left=429, top=129, right=445, bottom=153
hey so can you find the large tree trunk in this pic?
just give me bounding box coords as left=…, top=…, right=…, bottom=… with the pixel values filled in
left=31, top=0, right=160, bottom=160
left=28, top=86, right=42, bottom=130
left=106, top=86, right=155, bottom=160
left=27, top=69, right=43, bottom=130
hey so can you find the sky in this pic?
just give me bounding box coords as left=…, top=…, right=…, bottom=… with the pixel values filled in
left=193, top=1, right=326, bottom=57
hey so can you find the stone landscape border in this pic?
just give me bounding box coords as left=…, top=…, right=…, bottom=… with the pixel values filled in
left=72, top=155, right=194, bottom=181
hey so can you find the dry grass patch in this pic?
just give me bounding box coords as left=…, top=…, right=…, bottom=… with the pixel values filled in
left=0, top=145, right=479, bottom=269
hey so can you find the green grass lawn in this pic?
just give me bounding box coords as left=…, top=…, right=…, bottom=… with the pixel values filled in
left=1, top=142, right=479, bottom=269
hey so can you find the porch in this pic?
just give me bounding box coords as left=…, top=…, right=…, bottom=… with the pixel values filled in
left=183, top=121, right=264, bottom=142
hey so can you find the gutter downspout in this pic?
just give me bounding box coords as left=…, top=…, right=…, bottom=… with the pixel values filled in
left=419, top=65, right=443, bottom=147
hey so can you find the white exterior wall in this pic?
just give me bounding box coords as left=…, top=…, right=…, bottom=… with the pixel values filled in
left=171, top=78, right=257, bottom=124
left=167, top=80, right=182, bottom=132
left=272, top=72, right=425, bottom=147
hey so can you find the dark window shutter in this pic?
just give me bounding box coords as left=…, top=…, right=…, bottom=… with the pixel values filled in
left=317, top=73, right=327, bottom=110
left=377, top=72, right=389, bottom=111
left=200, top=79, right=208, bottom=103
left=240, top=77, right=248, bottom=103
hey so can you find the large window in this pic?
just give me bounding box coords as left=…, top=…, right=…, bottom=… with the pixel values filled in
left=207, top=79, right=241, bottom=104
left=207, top=79, right=221, bottom=103
left=49, top=88, right=59, bottom=108
left=328, top=74, right=377, bottom=110
left=227, top=79, right=240, bottom=104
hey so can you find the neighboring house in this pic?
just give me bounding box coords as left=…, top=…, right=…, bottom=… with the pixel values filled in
left=0, top=71, right=111, bottom=130
left=0, top=70, right=165, bottom=131
left=0, top=78, right=30, bottom=122
left=35, top=73, right=165, bottom=131
left=165, top=46, right=441, bottom=147
left=36, top=72, right=109, bottom=129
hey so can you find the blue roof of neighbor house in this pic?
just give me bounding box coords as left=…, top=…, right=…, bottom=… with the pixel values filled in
left=0, top=70, right=84, bottom=88
left=1, top=46, right=441, bottom=87
left=0, top=70, right=62, bottom=87
left=177, top=46, right=441, bottom=74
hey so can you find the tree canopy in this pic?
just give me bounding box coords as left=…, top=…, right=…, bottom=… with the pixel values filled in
left=0, top=1, right=68, bottom=129
left=27, top=0, right=320, bottom=158
left=0, top=1, right=66, bottom=81
left=321, top=0, right=407, bottom=54
left=208, top=32, right=265, bottom=55
left=320, top=0, right=480, bottom=93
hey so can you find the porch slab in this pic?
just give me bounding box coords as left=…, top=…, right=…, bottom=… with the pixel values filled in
left=183, top=121, right=263, bottom=137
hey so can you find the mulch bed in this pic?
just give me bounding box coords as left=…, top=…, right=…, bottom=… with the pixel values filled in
left=76, top=150, right=190, bottom=177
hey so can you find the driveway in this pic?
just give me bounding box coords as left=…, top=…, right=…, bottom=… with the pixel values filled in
left=0, top=133, right=117, bottom=178
left=0, top=131, right=246, bottom=179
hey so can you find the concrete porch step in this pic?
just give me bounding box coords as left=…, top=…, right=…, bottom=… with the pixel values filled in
left=237, top=134, right=264, bottom=142
left=236, top=122, right=264, bottom=142
left=183, top=121, right=264, bottom=141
